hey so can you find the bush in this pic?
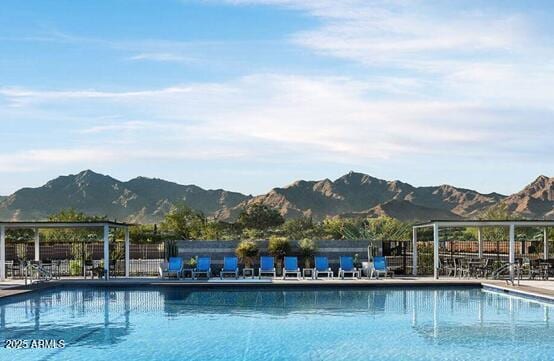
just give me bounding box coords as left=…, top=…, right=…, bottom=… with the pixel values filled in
left=235, top=240, right=259, bottom=268
left=69, top=260, right=82, bottom=276
left=298, top=238, right=317, bottom=267
left=268, top=236, right=291, bottom=260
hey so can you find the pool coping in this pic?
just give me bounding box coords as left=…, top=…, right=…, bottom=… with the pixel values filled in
left=481, top=281, right=554, bottom=303
left=1, top=278, right=553, bottom=304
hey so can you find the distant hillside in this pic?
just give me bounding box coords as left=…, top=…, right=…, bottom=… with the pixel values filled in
left=502, top=175, right=554, bottom=218
left=0, top=170, right=553, bottom=223
left=218, top=172, right=504, bottom=221
left=0, top=170, right=251, bottom=223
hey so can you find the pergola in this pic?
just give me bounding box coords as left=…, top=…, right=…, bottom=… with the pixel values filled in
left=0, top=221, right=132, bottom=281
left=412, top=219, right=554, bottom=280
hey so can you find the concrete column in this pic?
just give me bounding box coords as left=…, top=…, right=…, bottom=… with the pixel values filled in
left=433, top=223, right=440, bottom=279
left=412, top=228, right=418, bottom=276
left=542, top=227, right=549, bottom=259
left=0, top=225, right=5, bottom=281
left=477, top=227, right=478, bottom=258
left=124, top=227, right=130, bottom=277
left=103, top=225, right=110, bottom=281
left=509, top=224, right=515, bottom=281
left=34, top=228, right=40, bottom=262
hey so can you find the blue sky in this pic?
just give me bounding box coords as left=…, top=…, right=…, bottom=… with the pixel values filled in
left=1, top=0, right=554, bottom=196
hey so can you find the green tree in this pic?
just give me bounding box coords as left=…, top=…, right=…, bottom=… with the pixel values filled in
left=321, top=217, right=352, bottom=239
left=130, top=224, right=166, bottom=243
left=280, top=217, right=315, bottom=239
left=160, top=203, right=206, bottom=239
left=238, top=204, right=284, bottom=230
left=478, top=204, right=519, bottom=241
left=340, top=216, right=410, bottom=241
left=43, top=208, right=106, bottom=242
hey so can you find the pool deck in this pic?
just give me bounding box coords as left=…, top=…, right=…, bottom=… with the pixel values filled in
left=1, top=276, right=554, bottom=302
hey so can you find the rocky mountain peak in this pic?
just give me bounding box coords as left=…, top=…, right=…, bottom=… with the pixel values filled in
left=1, top=170, right=554, bottom=222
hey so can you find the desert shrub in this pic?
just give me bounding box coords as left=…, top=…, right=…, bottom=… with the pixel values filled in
left=235, top=240, right=259, bottom=267
left=298, top=238, right=317, bottom=267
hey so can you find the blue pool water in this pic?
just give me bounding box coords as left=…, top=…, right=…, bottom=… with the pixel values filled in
left=0, top=286, right=553, bottom=360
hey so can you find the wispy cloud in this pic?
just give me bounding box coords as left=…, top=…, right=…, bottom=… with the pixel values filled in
left=128, top=52, right=196, bottom=63
left=1, top=73, right=550, bottom=174
left=1, top=0, right=554, bottom=194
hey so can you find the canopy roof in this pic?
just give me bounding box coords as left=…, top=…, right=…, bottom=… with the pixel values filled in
left=0, top=220, right=132, bottom=229
left=413, top=219, right=554, bottom=229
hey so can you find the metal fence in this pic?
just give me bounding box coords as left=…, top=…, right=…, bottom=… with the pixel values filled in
left=9, top=238, right=549, bottom=278
left=397, top=238, right=554, bottom=276
left=5, top=242, right=165, bottom=277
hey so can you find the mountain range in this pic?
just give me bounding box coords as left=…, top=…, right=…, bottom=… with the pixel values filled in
left=0, top=170, right=552, bottom=223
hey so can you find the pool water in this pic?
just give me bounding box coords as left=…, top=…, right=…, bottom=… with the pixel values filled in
left=0, top=286, right=553, bottom=360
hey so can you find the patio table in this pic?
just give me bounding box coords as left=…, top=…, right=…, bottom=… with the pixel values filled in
left=539, top=263, right=550, bottom=280
left=242, top=267, right=255, bottom=279
left=181, top=268, right=194, bottom=279
left=302, top=268, right=314, bottom=280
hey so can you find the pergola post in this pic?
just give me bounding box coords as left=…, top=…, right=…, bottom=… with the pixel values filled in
left=34, top=228, right=40, bottom=262
left=509, top=224, right=515, bottom=281
left=543, top=227, right=549, bottom=259
left=477, top=227, right=483, bottom=258
left=124, top=227, right=130, bottom=277
left=0, top=225, right=5, bottom=281
left=103, top=224, right=110, bottom=281
left=412, top=227, right=418, bottom=276
left=433, top=223, right=439, bottom=279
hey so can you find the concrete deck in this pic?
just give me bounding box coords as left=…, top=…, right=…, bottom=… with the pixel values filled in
left=1, top=276, right=554, bottom=302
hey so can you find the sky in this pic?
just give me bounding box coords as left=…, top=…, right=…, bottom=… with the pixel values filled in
left=1, top=0, right=554, bottom=196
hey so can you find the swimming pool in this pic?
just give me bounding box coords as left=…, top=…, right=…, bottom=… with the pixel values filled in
left=0, top=286, right=553, bottom=360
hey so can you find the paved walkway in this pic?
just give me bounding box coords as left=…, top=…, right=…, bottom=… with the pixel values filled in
left=2, top=276, right=554, bottom=302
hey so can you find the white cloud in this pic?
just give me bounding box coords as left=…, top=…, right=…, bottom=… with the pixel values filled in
left=128, top=52, right=197, bottom=63
left=2, top=1, right=554, bottom=181
left=2, top=73, right=549, bottom=174
left=221, top=0, right=554, bottom=109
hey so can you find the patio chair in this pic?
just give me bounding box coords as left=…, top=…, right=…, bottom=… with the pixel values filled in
left=338, top=256, right=360, bottom=279
left=314, top=256, right=333, bottom=279
left=219, top=256, right=239, bottom=279
left=440, top=258, right=457, bottom=277
left=166, top=257, right=184, bottom=279
left=282, top=256, right=301, bottom=280
left=159, top=261, right=169, bottom=278
left=84, top=259, right=94, bottom=279
left=457, top=258, right=471, bottom=278
left=370, top=256, right=394, bottom=279
left=475, top=258, right=490, bottom=278
left=258, top=256, right=276, bottom=278
left=192, top=256, right=212, bottom=279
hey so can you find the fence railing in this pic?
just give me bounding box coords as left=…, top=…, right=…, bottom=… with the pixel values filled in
left=6, top=239, right=550, bottom=278
left=5, top=242, right=165, bottom=278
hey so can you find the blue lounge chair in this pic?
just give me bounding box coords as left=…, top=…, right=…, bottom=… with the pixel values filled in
left=259, top=256, right=276, bottom=278
left=338, top=256, right=359, bottom=279
left=282, top=256, right=301, bottom=280
left=220, top=256, right=239, bottom=279
left=192, top=256, right=211, bottom=279
left=314, top=256, right=333, bottom=279
left=164, top=257, right=183, bottom=279
left=370, top=256, right=393, bottom=279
